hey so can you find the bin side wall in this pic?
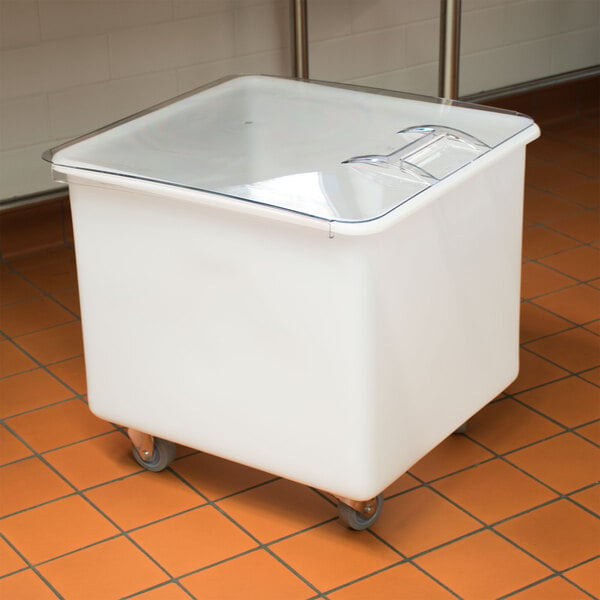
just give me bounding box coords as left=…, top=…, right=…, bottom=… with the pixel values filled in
left=69, top=180, right=380, bottom=498
left=365, top=147, right=526, bottom=493
left=68, top=147, right=526, bottom=501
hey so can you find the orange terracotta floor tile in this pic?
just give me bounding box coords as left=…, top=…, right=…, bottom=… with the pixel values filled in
left=130, top=505, right=257, bottom=577
left=408, top=433, right=493, bottom=482
left=0, top=495, right=119, bottom=564
left=0, top=536, right=27, bottom=576
left=131, top=583, right=193, bottom=600
left=564, top=557, right=600, bottom=599
left=528, top=135, right=572, bottom=162
left=180, top=549, right=316, bottom=600
left=465, top=398, right=563, bottom=454
left=44, top=431, right=140, bottom=489
left=383, top=472, right=421, bottom=497
left=522, top=226, right=580, bottom=259
left=519, top=302, right=572, bottom=343
left=6, top=399, right=114, bottom=453
left=570, top=484, right=599, bottom=515
left=327, top=561, right=455, bottom=599
left=560, top=148, right=600, bottom=180
left=556, top=178, right=600, bottom=208
left=7, top=247, right=74, bottom=268
left=371, top=487, right=480, bottom=557
left=525, top=156, right=589, bottom=194
left=414, top=530, right=551, bottom=600
left=519, top=261, right=576, bottom=299
left=47, top=356, right=87, bottom=394
left=507, top=576, right=592, bottom=599
left=0, top=339, right=36, bottom=377
left=575, top=420, right=600, bottom=444
left=0, top=296, right=75, bottom=337
left=271, top=521, right=400, bottom=592
left=12, top=259, right=77, bottom=294
left=506, top=432, right=600, bottom=494
left=49, top=287, right=80, bottom=316
left=522, top=187, right=582, bottom=223
left=171, top=451, right=275, bottom=501
left=516, top=377, right=600, bottom=427
left=14, top=321, right=83, bottom=365
left=0, top=368, right=73, bottom=418
left=0, top=266, right=42, bottom=306
left=549, top=210, right=600, bottom=243
left=525, top=327, right=600, bottom=373
left=540, top=244, right=600, bottom=281
left=37, top=536, right=168, bottom=600
left=0, top=568, right=60, bottom=600
left=533, top=283, right=600, bottom=325
left=84, top=470, right=204, bottom=530
left=496, top=500, right=600, bottom=571
left=0, top=457, right=72, bottom=517
left=432, top=459, right=557, bottom=524
left=217, top=479, right=336, bottom=543
left=583, top=318, right=600, bottom=335
left=0, top=425, right=33, bottom=464
left=504, top=348, right=569, bottom=394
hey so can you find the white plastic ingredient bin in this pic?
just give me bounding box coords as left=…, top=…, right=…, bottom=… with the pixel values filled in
left=44, top=76, right=540, bottom=529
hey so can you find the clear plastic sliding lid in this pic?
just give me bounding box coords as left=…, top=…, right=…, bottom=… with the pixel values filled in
left=44, top=75, right=536, bottom=223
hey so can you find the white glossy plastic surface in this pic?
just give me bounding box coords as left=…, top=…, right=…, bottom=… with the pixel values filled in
left=48, top=77, right=539, bottom=501
left=46, top=75, right=536, bottom=223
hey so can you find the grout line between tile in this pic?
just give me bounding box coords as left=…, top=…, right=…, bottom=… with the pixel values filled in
left=406, top=478, right=566, bottom=581
left=164, top=467, right=326, bottom=597
left=0, top=330, right=84, bottom=399
left=2, top=394, right=92, bottom=426
left=518, top=344, right=591, bottom=382
left=497, top=572, right=598, bottom=600
left=0, top=419, right=177, bottom=587
left=0, top=534, right=67, bottom=599
left=121, top=580, right=196, bottom=600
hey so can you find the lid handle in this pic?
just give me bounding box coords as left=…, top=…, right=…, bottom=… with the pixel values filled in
left=342, top=124, right=491, bottom=185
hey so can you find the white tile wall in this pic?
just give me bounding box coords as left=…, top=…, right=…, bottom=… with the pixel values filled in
left=310, top=26, right=406, bottom=81
left=1, top=141, right=68, bottom=199
left=350, top=61, right=439, bottom=97
left=234, top=1, right=289, bottom=55
left=349, top=0, right=439, bottom=33
left=461, top=5, right=506, bottom=55
left=0, top=0, right=598, bottom=200
left=0, top=94, right=50, bottom=150
left=551, top=27, right=600, bottom=74
left=404, top=18, right=439, bottom=67
left=38, top=1, right=174, bottom=41
left=48, top=71, right=179, bottom=139
left=0, top=1, right=40, bottom=50
left=0, top=35, right=110, bottom=101
left=177, top=49, right=289, bottom=93
left=461, top=37, right=554, bottom=95
left=173, top=0, right=233, bottom=19
left=108, top=12, right=235, bottom=79
left=307, top=0, right=351, bottom=43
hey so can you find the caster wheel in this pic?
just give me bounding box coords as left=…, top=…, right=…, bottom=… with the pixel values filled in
left=132, top=437, right=176, bottom=472
left=338, top=494, right=384, bottom=530
left=454, top=422, right=467, bottom=434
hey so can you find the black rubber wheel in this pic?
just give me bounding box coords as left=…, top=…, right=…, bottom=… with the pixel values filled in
left=132, top=437, right=176, bottom=472
left=338, top=494, right=384, bottom=530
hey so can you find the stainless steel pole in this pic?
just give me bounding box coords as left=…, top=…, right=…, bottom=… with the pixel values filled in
left=290, top=0, right=309, bottom=79
left=438, top=0, right=462, bottom=98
